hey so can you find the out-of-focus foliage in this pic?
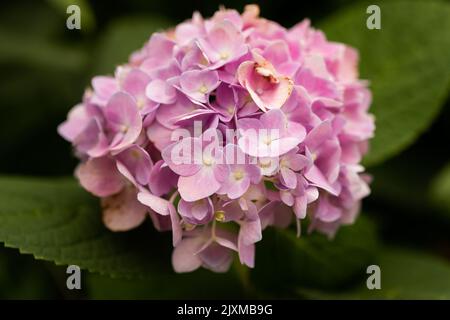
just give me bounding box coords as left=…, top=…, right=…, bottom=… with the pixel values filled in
left=321, top=0, right=450, bottom=167
left=0, top=246, right=59, bottom=299
left=93, top=15, right=172, bottom=75
left=0, top=0, right=449, bottom=299
left=431, top=163, right=450, bottom=218
left=299, top=248, right=450, bottom=299
left=251, top=217, right=378, bottom=294
left=0, top=177, right=169, bottom=279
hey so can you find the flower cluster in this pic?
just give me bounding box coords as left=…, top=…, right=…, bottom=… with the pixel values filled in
left=58, top=5, right=374, bottom=273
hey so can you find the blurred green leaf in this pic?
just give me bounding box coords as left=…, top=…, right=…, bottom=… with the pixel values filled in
left=0, top=176, right=245, bottom=297
left=0, top=2, right=89, bottom=176
left=0, top=246, right=59, bottom=299
left=94, top=15, right=172, bottom=75
left=320, top=0, right=450, bottom=166
left=0, top=66, right=83, bottom=176
left=0, top=31, right=87, bottom=72
left=369, top=152, right=433, bottom=213
left=0, top=176, right=245, bottom=299
left=47, top=0, right=96, bottom=32
left=0, top=2, right=62, bottom=38
left=0, top=1, right=88, bottom=71
left=86, top=266, right=244, bottom=299
left=0, top=176, right=170, bottom=279
left=299, top=248, right=450, bottom=299
left=250, top=216, right=378, bottom=294
left=431, top=163, right=450, bottom=217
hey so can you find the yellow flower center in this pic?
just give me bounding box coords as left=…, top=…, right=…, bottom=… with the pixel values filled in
left=136, top=97, right=145, bottom=109
left=130, top=149, right=141, bottom=159
left=215, top=210, right=225, bottom=222
left=233, top=169, right=244, bottom=181
left=203, top=156, right=213, bottom=166
left=184, top=223, right=195, bottom=231
left=120, top=125, right=129, bottom=133
left=263, top=136, right=273, bottom=145
left=259, top=159, right=272, bottom=168
left=199, top=84, right=208, bottom=94
left=220, top=51, right=230, bottom=60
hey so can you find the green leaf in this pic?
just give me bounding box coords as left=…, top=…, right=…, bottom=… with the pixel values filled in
left=320, top=0, right=450, bottom=166
left=0, top=246, right=59, bottom=299
left=94, top=15, right=172, bottom=75
left=369, top=152, right=434, bottom=214
left=0, top=176, right=245, bottom=298
left=0, top=1, right=87, bottom=72
left=0, top=177, right=246, bottom=298
left=0, top=33, right=87, bottom=72
left=0, top=176, right=172, bottom=279
left=250, top=216, right=378, bottom=294
left=431, top=163, right=450, bottom=216
left=85, top=265, right=245, bottom=299
left=299, top=248, right=450, bottom=299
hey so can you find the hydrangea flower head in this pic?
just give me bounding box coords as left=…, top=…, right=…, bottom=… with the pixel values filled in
left=59, top=4, right=374, bottom=273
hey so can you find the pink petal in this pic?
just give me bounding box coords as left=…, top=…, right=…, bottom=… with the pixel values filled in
left=237, top=59, right=294, bottom=111
left=280, top=167, right=297, bottom=189
left=179, top=69, right=220, bottom=103
left=161, top=138, right=202, bottom=176
left=91, top=76, right=118, bottom=105
left=304, top=120, right=333, bottom=152
left=316, top=197, right=342, bottom=222
left=137, top=191, right=181, bottom=246
left=116, top=145, right=153, bottom=185
left=57, top=104, right=88, bottom=142
left=137, top=191, right=171, bottom=216
left=102, top=187, right=147, bottom=231
left=145, top=79, right=177, bottom=104
left=240, top=219, right=262, bottom=246
left=146, top=121, right=174, bottom=151
left=105, top=92, right=142, bottom=152
left=304, top=165, right=340, bottom=196
left=76, top=157, right=124, bottom=197
left=178, top=167, right=222, bottom=201
left=172, top=237, right=204, bottom=273
left=121, top=68, right=150, bottom=98
left=148, top=160, right=178, bottom=197
left=199, top=243, right=233, bottom=273
left=238, top=232, right=255, bottom=268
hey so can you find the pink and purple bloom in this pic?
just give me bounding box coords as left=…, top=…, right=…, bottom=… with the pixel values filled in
left=59, top=4, right=374, bottom=273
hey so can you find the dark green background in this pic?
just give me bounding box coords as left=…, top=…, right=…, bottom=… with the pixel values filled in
left=0, top=0, right=449, bottom=299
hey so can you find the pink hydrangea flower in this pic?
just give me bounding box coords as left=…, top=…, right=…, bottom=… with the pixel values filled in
left=59, top=4, right=375, bottom=273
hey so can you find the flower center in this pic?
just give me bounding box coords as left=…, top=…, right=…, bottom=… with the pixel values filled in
left=220, top=51, right=230, bottom=60
left=199, top=56, right=209, bottom=66
left=199, top=84, right=208, bottom=94
left=136, top=97, right=145, bottom=109
left=259, top=159, right=272, bottom=168
left=280, top=158, right=288, bottom=168
left=130, top=149, right=141, bottom=159
left=233, top=169, right=244, bottom=181
left=184, top=223, right=195, bottom=231
left=263, top=136, right=273, bottom=145
left=120, top=125, right=129, bottom=133
left=203, top=156, right=213, bottom=166
left=214, top=210, right=225, bottom=222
